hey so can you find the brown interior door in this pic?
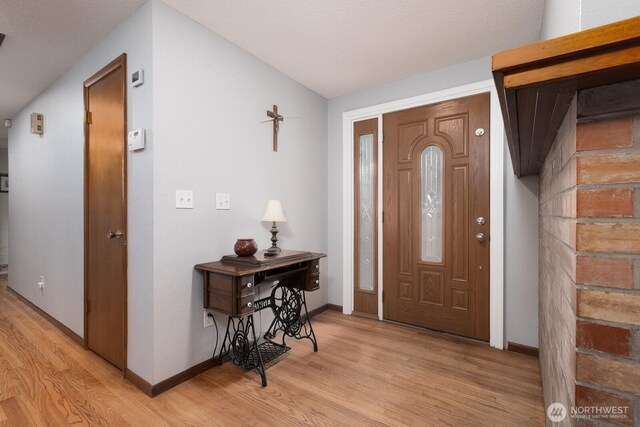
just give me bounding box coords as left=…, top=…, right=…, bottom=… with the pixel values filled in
left=84, top=54, right=127, bottom=370
left=353, top=118, right=378, bottom=317
left=383, top=93, right=490, bottom=341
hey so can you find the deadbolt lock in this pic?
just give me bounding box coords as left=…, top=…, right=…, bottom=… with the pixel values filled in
left=107, top=229, right=124, bottom=239
left=476, top=216, right=486, bottom=226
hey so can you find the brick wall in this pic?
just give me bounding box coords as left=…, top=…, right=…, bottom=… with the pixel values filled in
left=574, top=111, right=640, bottom=426
left=539, top=87, right=640, bottom=426
left=540, top=98, right=578, bottom=426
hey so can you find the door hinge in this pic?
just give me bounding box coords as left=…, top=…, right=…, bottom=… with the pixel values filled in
left=85, top=111, right=92, bottom=125
left=382, top=211, right=384, bottom=223
left=85, top=300, right=90, bottom=314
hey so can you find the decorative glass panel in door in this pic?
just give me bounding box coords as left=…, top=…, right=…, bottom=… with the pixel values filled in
left=358, top=133, right=375, bottom=290
left=420, top=145, right=443, bottom=262
left=353, top=118, right=378, bottom=317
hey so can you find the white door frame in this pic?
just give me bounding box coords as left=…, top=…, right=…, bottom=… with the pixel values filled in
left=342, top=79, right=505, bottom=349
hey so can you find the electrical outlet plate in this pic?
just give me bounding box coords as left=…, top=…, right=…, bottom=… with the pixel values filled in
left=215, top=193, right=231, bottom=210
left=176, top=190, right=194, bottom=209
left=203, top=310, right=214, bottom=328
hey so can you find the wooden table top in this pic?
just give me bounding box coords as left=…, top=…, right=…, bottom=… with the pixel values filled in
left=195, top=249, right=327, bottom=276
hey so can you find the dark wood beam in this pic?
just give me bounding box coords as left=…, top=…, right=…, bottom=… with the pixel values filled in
left=493, top=16, right=640, bottom=176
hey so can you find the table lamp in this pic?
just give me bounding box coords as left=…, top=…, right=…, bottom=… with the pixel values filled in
left=262, top=199, right=287, bottom=256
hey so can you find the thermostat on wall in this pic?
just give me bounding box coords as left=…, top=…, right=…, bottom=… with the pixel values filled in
left=128, top=128, right=145, bottom=151
left=131, top=69, right=144, bottom=87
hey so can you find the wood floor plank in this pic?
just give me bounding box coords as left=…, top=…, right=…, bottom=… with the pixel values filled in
left=0, top=275, right=544, bottom=426
left=0, top=396, right=48, bottom=427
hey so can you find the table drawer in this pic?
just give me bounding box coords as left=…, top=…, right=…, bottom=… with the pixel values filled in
left=237, top=276, right=255, bottom=297
left=307, top=275, right=320, bottom=291
left=236, top=294, right=255, bottom=316
left=310, top=259, right=320, bottom=276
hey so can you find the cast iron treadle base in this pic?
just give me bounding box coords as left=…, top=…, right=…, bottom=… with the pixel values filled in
left=243, top=341, right=290, bottom=371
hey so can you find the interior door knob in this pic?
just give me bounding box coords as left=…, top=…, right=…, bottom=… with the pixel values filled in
left=475, top=232, right=486, bottom=243
left=107, top=229, right=124, bottom=239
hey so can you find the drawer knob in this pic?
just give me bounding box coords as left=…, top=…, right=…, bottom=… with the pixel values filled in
left=315, top=264, right=319, bottom=270
left=247, top=283, right=252, bottom=288
left=315, top=279, right=319, bottom=285
left=247, top=302, right=253, bottom=308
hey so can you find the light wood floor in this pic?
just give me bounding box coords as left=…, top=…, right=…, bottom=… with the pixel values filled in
left=0, top=275, right=544, bottom=426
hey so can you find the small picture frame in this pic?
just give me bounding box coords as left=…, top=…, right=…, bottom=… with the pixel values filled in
left=0, top=174, right=8, bottom=193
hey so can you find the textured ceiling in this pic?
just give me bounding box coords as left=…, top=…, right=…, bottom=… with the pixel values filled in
left=0, top=0, right=545, bottom=139
left=163, top=0, right=545, bottom=98
left=0, top=0, right=147, bottom=138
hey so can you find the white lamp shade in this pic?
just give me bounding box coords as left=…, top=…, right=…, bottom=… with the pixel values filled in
left=262, top=199, right=287, bottom=222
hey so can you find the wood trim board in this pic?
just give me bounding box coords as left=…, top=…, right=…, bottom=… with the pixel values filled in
left=492, top=16, right=640, bottom=176
left=7, top=286, right=84, bottom=347
left=507, top=342, right=539, bottom=358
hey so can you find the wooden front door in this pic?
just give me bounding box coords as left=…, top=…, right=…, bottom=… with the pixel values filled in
left=383, top=93, right=490, bottom=341
left=84, top=54, right=127, bottom=370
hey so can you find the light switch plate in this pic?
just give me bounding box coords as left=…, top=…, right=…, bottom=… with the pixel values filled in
left=216, top=193, right=231, bottom=210
left=176, top=190, right=194, bottom=209
left=131, top=69, right=144, bottom=87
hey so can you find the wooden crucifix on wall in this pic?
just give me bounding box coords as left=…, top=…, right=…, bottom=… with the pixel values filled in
left=266, top=105, right=284, bottom=152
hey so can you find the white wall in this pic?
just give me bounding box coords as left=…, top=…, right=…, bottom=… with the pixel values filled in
left=504, top=144, right=540, bottom=347
left=0, top=145, right=7, bottom=265
left=326, top=57, right=540, bottom=347
left=539, top=0, right=581, bottom=40
left=581, top=0, right=640, bottom=30
left=8, top=2, right=155, bottom=382
left=150, top=1, right=328, bottom=382
left=540, top=0, right=640, bottom=40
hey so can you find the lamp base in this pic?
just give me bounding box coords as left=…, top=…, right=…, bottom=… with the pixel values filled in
left=263, top=247, right=282, bottom=257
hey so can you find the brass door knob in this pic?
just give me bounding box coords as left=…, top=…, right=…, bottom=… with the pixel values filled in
left=475, top=232, right=486, bottom=243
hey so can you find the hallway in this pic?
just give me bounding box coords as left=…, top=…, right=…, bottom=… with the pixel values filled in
left=0, top=275, right=544, bottom=426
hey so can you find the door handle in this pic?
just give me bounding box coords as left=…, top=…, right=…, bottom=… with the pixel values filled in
left=475, top=232, right=486, bottom=243
left=107, top=229, right=124, bottom=239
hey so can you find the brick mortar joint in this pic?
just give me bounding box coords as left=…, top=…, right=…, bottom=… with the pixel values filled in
left=577, top=284, right=640, bottom=295
left=576, top=218, right=640, bottom=224
left=576, top=349, right=640, bottom=367
left=539, top=186, right=577, bottom=205
left=538, top=184, right=584, bottom=204
left=575, top=379, right=639, bottom=402
left=575, top=252, right=640, bottom=261
left=633, top=328, right=640, bottom=360
left=577, top=183, right=640, bottom=190
left=575, top=145, right=640, bottom=157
